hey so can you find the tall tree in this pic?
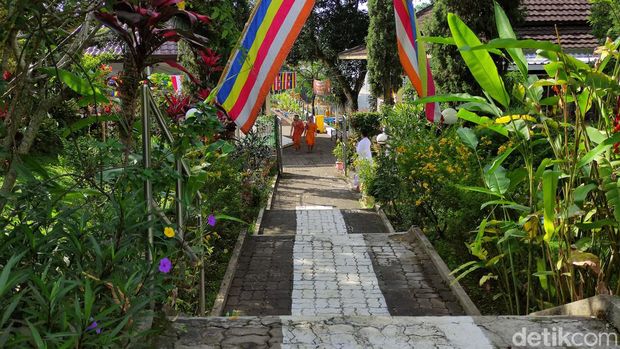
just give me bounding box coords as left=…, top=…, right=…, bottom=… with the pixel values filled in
left=0, top=1, right=102, bottom=211
left=366, top=0, right=401, bottom=106
left=590, top=0, right=620, bottom=42
left=290, top=0, right=369, bottom=112
left=425, top=0, right=522, bottom=96
left=295, top=61, right=328, bottom=115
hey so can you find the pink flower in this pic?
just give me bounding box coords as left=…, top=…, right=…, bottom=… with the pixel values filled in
left=159, top=257, right=172, bottom=273
left=2, top=71, right=12, bottom=81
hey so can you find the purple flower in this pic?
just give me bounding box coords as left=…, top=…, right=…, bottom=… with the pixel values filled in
left=207, top=214, right=216, bottom=227
left=87, top=318, right=102, bottom=334
left=159, top=257, right=172, bottom=273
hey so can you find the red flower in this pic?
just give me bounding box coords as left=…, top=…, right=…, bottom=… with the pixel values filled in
left=2, top=71, right=12, bottom=81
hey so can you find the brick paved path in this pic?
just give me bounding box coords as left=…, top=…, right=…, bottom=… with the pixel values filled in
left=157, top=131, right=620, bottom=348
left=224, top=133, right=463, bottom=318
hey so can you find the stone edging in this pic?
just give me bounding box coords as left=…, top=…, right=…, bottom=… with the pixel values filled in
left=265, top=173, right=279, bottom=211
left=530, top=295, right=620, bottom=332
left=375, top=205, right=397, bottom=235
left=209, top=173, right=279, bottom=316
left=408, top=226, right=482, bottom=316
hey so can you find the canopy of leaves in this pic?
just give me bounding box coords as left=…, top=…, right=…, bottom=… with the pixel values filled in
left=424, top=0, right=522, bottom=96
left=590, top=0, right=620, bottom=42
left=289, top=0, right=369, bottom=110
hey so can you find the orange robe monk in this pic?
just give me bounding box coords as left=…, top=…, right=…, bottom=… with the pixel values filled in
left=305, top=118, right=317, bottom=152
left=291, top=117, right=305, bottom=150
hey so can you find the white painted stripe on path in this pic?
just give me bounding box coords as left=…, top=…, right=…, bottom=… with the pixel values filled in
left=291, top=208, right=389, bottom=317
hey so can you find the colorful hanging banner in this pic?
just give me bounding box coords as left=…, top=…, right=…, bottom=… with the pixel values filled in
left=171, top=75, right=183, bottom=94
left=215, top=0, right=315, bottom=133
left=271, top=71, right=297, bottom=92
left=393, top=0, right=441, bottom=122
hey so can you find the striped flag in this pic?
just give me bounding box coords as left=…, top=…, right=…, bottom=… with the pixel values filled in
left=215, top=0, right=315, bottom=133
left=393, top=0, right=441, bottom=122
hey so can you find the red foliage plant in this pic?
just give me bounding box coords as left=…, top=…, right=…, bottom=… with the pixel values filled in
left=165, top=94, right=191, bottom=122
left=198, top=48, right=223, bottom=72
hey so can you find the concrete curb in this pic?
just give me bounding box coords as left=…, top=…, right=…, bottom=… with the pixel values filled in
left=265, top=173, right=279, bottom=211
left=408, top=226, right=482, bottom=316
left=375, top=205, right=397, bottom=235
left=210, top=173, right=278, bottom=316
left=209, top=226, right=248, bottom=316
left=530, top=295, right=620, bottom=332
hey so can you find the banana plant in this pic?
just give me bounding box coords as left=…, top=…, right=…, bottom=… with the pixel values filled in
left=422, top=1, right=620, bottom=313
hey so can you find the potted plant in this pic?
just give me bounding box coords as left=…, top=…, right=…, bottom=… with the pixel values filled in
left=333, top=141, right=345, bottom=171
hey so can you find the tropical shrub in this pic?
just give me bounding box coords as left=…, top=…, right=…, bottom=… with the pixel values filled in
left=371, top=104, right=483, bottom=238
left=271, top=91, right=302, bottom=114
left=421, top=3, right=620, bottom=314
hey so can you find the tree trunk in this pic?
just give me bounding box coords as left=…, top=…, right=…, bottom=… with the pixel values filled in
left=118, top=55, right=142, bottom=159
left=312, top=94, right=316, bottom=116
left=0, top=96, right=60, bottom=212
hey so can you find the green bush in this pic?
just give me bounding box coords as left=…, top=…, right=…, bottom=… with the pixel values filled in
left=350, top=112, right=381, bottom=137
left=371, top=106, right=483, bottom=239
left=0, top=99, right=276, bottom=346
left=270, top=91, right=301, bottom=114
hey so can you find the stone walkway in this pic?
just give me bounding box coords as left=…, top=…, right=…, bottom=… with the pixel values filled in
left=158, top=132, right=620, bottom=348
left=292, top=207, right=389, bottom=317
left=157, top=315, right=619, bottom=348
left=224, top=133, right=463, bottom=319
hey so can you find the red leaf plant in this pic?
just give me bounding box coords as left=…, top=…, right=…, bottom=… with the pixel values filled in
left=0, top=103, right=8, bottom=119
left=197, top=88, right=211, bottom=100
left=165, top=94, right=191, bottom=122
left=198, top=48, right=223, bottom=73
left=94, top=0, right=210, bottom=152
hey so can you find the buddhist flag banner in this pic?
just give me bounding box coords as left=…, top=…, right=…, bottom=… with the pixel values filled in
left=215, top=0, right=315, bottom=133
left=271, top=72, right=297, bottom=92
left=393, top=0, right=441, bottom=122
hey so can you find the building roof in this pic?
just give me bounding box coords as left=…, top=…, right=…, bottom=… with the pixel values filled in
left=516, top=0, right=598, bottom=50
left=84, top=41, right=178, bottom=60
left=338, top=45, right=367, bottom=60
left=339, top=0, right=599, bottom=60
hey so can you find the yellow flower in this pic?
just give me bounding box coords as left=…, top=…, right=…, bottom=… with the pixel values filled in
left=164, top=226, right=175, bottom=238
left=497, top=144, right=507, bottom=154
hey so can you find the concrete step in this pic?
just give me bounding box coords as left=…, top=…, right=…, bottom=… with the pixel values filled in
left=259, top=210, right=297, bottom=236
left=156, top=315, right=619, bottom=348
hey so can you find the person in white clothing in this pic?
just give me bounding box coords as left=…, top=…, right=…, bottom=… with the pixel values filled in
left=354, top=130, right=372, bottom=191
left=356, top=130, right=372, bottom=162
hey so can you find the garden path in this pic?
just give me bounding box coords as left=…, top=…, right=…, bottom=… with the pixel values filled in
left=157, top=132, right=620, bottom=348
